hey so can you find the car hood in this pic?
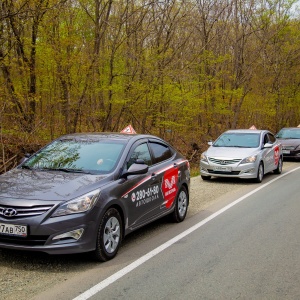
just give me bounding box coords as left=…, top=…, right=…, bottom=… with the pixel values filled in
left=206, top=146, right=258, bottom=158
left=277, top=138, right=300, bottom=147
left=0, top=168, right=108, bottom=202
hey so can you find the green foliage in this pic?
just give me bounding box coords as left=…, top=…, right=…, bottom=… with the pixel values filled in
left=1, top=0, right=300, bottom=172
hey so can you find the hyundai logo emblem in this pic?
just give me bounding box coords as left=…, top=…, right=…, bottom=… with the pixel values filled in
left=3, top=208, right=18, bottom=217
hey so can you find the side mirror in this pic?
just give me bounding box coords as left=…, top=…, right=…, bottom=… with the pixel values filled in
left=19, top=153, right=31, bottom=164
left=208, top=141, right=213, bottom=146
left=125, top=162, right=148, bottom=176
left=264, top=143, right=273, bottom=149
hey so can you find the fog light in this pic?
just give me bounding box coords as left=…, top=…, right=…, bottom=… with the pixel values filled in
left=52, top=228, right=84, bottom=241
left=241, top=168, right=255, bottom=174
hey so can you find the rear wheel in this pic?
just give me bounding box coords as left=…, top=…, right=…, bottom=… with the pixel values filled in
left=92, top=208, right=122, bottom=262
left=172, top=186, right=188, bottom=223
left=274, top=157, right=283, bottom=174
left=254, top=162, right=264, bottom=183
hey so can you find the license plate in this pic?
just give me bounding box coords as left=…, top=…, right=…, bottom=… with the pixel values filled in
left=283, top=150, right=290, bottom=154
left=0, top=223, right=27, bottom=237
left=214, top=166, right=232, bottom=172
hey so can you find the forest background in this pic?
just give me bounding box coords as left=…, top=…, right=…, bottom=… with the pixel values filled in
left=1, top=0, right=300, bottom=174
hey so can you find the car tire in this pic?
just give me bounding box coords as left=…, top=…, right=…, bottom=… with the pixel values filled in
left=201, top=175, right=211, bottom=181
left=254, top=162, right=264, bottom=183
left=92, top=208, right=122, bottom=262
left=274, top=156, right=283, bottom=174
left=172, top=186, right=188, bottom=223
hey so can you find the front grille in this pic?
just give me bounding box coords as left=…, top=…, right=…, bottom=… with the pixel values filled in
left=208, top=157, right=241, bottom=165
left=0, top=204, right=54, bottom=219
left=282, top=146, right=295, bottom=150
left=208, top=170, right=240, bottom=175
left=0, top=234, right=48, bottom=246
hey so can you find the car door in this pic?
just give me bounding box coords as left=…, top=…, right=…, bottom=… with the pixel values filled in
left=262, top=132, right=276, bottom=173
left=120, top=140, right=164, bottom=230
left=120, top=138, right=179, bottom=231
left=268, top=133, right=280, bottom=171
left=147, top=139, right=179, bottom=215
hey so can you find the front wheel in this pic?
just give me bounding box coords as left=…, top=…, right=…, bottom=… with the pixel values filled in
left=254, top=162, right=264, bottom=183
left=92, top=208, right=122, bottom=262
left=172, top=186, right=188, bottom=223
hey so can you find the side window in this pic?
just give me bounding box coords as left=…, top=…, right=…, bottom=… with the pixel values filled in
left=267, top=133, right=276, bottom=144
left=127, top=143, right=152, bottom=169
left=263, top=134, right=269, bottom=144
left=149, top=142, right=172, bottom=164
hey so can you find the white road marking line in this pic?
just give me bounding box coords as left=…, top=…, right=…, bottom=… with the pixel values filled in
left=73, top=166, right=300, bottom=300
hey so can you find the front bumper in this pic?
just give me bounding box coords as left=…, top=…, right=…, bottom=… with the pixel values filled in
left=200, top=160, right=258, bottom=179
left=0, top=213, right=98, bottom=255
left=282, top=148, right=300, bottom=159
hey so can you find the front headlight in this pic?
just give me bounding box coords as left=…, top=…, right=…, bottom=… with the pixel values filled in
left=201, top=153, right=208, bottom=162
left=240, top=155, right=257, bottom=164
left=51, top=189, right=101, bottom=217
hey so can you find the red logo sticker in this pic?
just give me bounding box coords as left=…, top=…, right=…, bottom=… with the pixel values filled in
left=274, top=145, right=279, bottom=165
left=162, top=168, right=178, bottom=208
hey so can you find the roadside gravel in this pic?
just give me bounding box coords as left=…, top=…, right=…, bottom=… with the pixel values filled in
left=0, top=162, right=296, bottom=300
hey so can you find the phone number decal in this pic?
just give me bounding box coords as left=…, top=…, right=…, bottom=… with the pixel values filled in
left=131, top=185, right=160, bottom=207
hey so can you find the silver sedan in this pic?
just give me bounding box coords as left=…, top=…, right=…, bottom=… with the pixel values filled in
left=200, top=129, right=283, bottom=183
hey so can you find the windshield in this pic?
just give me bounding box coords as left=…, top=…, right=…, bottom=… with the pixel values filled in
left=22, top=139, right=125, bottom=174
left=213, top=132, right=260, bottom=148
left=276, top=129, right=300, bottom=139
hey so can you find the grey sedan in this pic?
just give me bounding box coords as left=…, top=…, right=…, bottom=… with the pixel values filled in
left=276, top=127, right=300, bottom=160
left=200, top=129, right=283, bottom=183
left=0, top=133, right=190, bottom=261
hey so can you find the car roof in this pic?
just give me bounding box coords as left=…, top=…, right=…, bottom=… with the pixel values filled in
left=278, top=127, right=300, bottom=130
left=56, top=132, right=165, bottom=143
left=224, top=129, right=267, bottom=134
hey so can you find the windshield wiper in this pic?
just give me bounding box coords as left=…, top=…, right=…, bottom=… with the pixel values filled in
left=42, top=168, right=93, bottom=174
left=214, top=145, right=249, bottom=148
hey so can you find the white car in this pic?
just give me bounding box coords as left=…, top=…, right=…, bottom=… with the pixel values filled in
left=200, top=129, right=283, bottom=183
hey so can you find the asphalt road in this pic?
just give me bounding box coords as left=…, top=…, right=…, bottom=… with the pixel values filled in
left=1, top=161, right=299, bottom=300
left=90, top=164, right=300, bottom=300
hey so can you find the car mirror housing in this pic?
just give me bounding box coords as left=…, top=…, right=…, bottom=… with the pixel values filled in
left=19, top=153, right=31, bottom=164
left=126, top=163, right=149, bottom=176
left=208, top=141, right=213, bottom=146
left=264, top=143, right=273, bottom=148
